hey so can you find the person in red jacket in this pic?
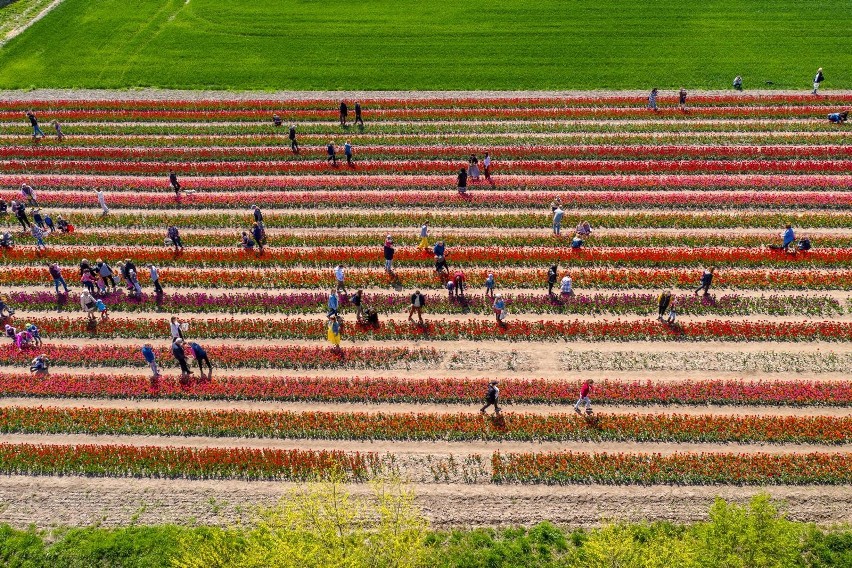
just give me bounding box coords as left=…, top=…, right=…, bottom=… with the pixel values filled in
left=574, top=379, right=594, bottom=415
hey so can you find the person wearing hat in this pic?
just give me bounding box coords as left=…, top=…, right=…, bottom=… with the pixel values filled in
left=171, top=338, right=193, bottom=378
left=492, top=294, right=506, bottom=324
left=480, top=380, right=501, bottom=415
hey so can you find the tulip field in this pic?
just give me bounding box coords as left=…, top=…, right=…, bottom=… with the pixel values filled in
left=2, top=92, right=852, bottom=528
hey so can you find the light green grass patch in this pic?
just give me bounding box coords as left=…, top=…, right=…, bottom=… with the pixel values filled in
left=0, top=0, right=849, bottom=90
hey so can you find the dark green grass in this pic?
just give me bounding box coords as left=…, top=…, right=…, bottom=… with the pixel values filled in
left=0, top=0, right=849, bottom=90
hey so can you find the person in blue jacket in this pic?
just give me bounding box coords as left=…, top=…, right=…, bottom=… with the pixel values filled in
left=141, top=343, right=160, bottom=378
left=189, top=341, right=213, bottom=375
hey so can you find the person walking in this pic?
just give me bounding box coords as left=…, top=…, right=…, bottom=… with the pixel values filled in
left=344, top=141, right=353, bottom=166
left=148, top=263, right=163, bottom=294
left=547, top=264, right=558, bottom=296
left=167, top=225, right=184, bottom=252
left=657, top=291, right=672, bottom=321
left=15, top=202, right=31, bottom=230
left=97, top=259, right=117, bottom=292
left=171, top=338, right=194, bottom=379
left=169, top=316, right=184, bottom=343
left=326, top=141, right=337, bottom=166
left=51, top=120, right=64, bottom=141
left=32, top=209, right=45, bottom=230
left=339, top=101, right=348, bottom=126
left=383, top=238, right=395, bottom=273
left=289, top=124, right=299, bottom=153
left=679, top=87, right=687, bottom=111
left=647, top=88, right=659, bottom=111
left=252, top=222, right=264, bottom=253
left=43, top=213, right=55, bottom=233
left=327, top=288, right=339, bottom=317
left=352, top=289, right=364, bottom=322
left=141, top=343, right=160, bottom=379
left=25, top=110, right=45, bottom=139
left=189, top=341, right=213, bottom=375
left=813, top=67, right=825, bottom=95
left=30, top=225, right=46, bottom=250
left=479, top=380, right=501, bottom=415
left=553, top=206, right=564, bottom=236
left=47, top=262, right=69, bottom=294
left=482, top=152, right=495, bottom=187
left=168, top=170, right=182, bottom=196
left=418, top=221, right=430, bottom=250
left=20, top=183, right=37, bottom=206
left=694, top=267, right=715, bottom=296
left=96, top=189, right=109, bottom=216
left=408, top=290, right=425, bottom=324
left=434, top=241, right=449, bottom=274
left=457, top=167, right=468, bottom=195
left=354, top=102, right=363, bottom=126
left=334, top=264, right=347, bottom=295
left=492, top=294, right=507, bottom=324
left=485, top=272, right=495, bottom=298
left=574, top=379, right=594, bottom=415
left=252, top=205, right=263, bottom=224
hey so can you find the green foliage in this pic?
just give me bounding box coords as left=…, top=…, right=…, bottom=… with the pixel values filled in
left=0, top=0, right=849, bottom=89
left=3, top=493, right=852, bottom=567
left=173, top=473, right=430, bottom=568
left=694, top=494, right=804, bottom=568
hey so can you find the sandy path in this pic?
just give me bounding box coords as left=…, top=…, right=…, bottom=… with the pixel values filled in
left=2, top=475, right=852, bottom=528
left=4, top=396, right=850, bottom=417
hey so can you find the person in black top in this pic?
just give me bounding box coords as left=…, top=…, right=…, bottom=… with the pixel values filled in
left=252, top=205, right=263, bottom=223
left=547, top=264, right=558, bottom=296
left=480, top=380, right=501, bottom=414
left=172, top=338, right=194, bottom=378
left=327, top=142, right=337, bottom=166
left=272, top=114, right=283, bottom=127
left=339, top=101, right=348, bottom=126
left=169, top=170, right=181, bottom=196
left=679, top=88, right=687, bottom=111
left=26, top=110, right=45, bottom=139
left=15, top=203, right=31, bottom=230
left=352, top=289, right=364, bottom=321
left=408, top=290, right=426, bottom=324
left=813, top=68, right=825, bottom=95
left=289, top=124, right=299, bottom=153
left=457, top=168, right=468, bottom=194
left=355, top=102, right=363, bottom=126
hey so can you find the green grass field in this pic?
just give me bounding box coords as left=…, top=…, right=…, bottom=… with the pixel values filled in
left=0, top=0, right=849, bottom=90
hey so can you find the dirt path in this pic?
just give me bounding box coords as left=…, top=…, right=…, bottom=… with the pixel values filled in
left=2, top=475, right=852, bottom=528
left=4, top=396, right=850, bottom=417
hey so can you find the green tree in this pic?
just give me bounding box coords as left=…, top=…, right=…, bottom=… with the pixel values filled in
left=693, top=494, right=803, bottom=568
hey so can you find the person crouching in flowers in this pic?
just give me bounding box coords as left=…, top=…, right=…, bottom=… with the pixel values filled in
left=327, top=315, right=342, bottom=348
left=25, top=324, right=41, bottom=347
left=30, top=354, right=49, bottom=374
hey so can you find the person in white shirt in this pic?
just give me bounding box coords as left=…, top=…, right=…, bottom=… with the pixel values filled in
left=96, top=189, right=109, bottom=216
left=560, top=275, right=574, bottom=297
left=482, top=152, right=495, bottom=187
left=148, top=264, right=163, bottom=294
left=334, top=264, right=347, bottom=295
left=169, top=316, right=184, bottom=343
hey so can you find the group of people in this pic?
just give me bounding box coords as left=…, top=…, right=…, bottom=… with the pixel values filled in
left=479, top=378, right=595, bottom=416
left=4, top=321, right=42, bottom=350
left=138, top=317, right=213, bottom=382
left=551, top=198, right=593, bottom=247
left=457, top=152, right=494, bottom=193
left=325, top=140, right=354, bottom=166
left=241, top=205, right=268, bottom=251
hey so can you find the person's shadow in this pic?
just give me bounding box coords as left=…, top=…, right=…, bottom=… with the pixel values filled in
left=86, top=318, right=98, bottom=334
left=389, top=274, right=403, bottom=292
left=489, top=413, right=508, bottom=432
left=55, top=293, right=69, bottom=312
left=154, top=291, right=165, bottom=310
